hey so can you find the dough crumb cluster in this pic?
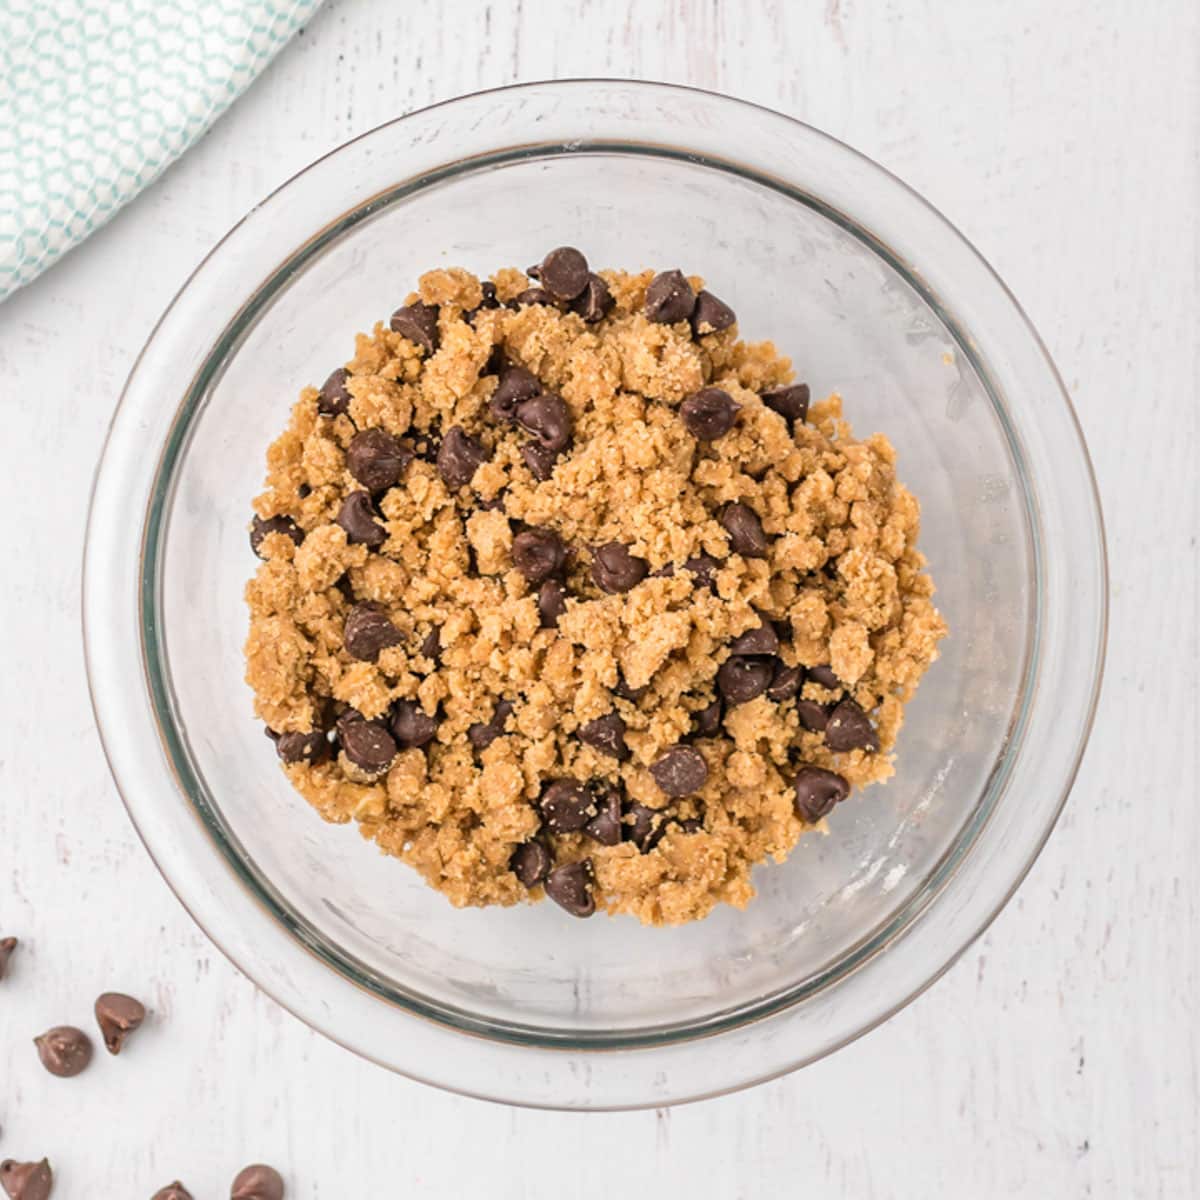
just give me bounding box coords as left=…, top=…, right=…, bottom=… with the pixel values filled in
left=244, top=247, right=947, bottom=925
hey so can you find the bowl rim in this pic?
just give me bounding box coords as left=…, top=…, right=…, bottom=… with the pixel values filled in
left=83, top=78, right=1108, bottom=1109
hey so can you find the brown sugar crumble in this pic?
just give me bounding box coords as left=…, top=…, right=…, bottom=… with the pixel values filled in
left=244, top=248, right=947, bottom=926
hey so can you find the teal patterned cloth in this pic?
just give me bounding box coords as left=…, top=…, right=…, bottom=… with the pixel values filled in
left=0, top=0, right=322, bottom=301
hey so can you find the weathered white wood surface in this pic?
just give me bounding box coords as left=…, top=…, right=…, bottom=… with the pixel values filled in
left=1, top=0, right=1197, bottom=1194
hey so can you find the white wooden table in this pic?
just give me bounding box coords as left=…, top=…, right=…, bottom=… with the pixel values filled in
left=2, top=1, right=1196, bottom=1194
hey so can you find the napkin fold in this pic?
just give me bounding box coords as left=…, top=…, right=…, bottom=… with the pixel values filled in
left=0, top=0, right=322, bottom=301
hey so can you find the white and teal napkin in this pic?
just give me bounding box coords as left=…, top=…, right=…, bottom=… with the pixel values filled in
left=0, top=0, right=322, bottom=301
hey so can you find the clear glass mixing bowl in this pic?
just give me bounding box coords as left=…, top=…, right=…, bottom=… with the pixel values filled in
left=83, top=81, right=1106, bottom=1109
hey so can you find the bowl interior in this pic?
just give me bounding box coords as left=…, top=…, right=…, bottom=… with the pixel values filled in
left=154, top=148, right=1032, bottom=1041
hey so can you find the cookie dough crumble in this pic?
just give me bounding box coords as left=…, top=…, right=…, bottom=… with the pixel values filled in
left=244, top=247, right=947, bottom=925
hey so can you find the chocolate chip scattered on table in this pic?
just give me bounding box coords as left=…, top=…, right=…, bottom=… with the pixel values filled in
left=245, top=249, right=947, bottom=925
left=151, top=1183, right=194, bottom=1200
left=94, top=992, right=147, bottom=1055
left=0, top=1159, right=52, bottom=1200
left=231, top=1164, right=285, bottom=1200
left=32, top=1026, right=92, bottom=1078
left=0, top=936, right=17, bottom=981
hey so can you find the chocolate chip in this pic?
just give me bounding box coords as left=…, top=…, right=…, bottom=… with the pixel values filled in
left=344, top=603, right=404, bottom=662
left=336, top=711, right=396, bottom=774
left=766, top=662, right=803, bottom=702
left=317, top=698, right=344, bottom=731
left=680, top=387, right=740, bottom=440
left=390, top=301, right=439, bottom=355
left=717, top=655, right=773, bottom=705
left=284, top=713, right=326, bottom=757
left=793, top=765, right=850, bottom=822
left=492, top=699, right=515, bottom=730
left=512, top=528, right=565, bottom=584
left=537, top=579, right=567, bottom=627
left=650, top=745, right=708, bottom=797
left=93, top=992, right=145, bottom=1056
left=436, top=425, right=488, bottom=490
left=33, top=1026, right=92, bottom=1077
left=571, top=273, right=613, bottom=322
left=510, top=840, right=552, bottom=887
left=318, top=367, right=351, bottom=417
left=389, top=700, right=439, bottom=750
left=729, top=620, right=780, bottom=656
left=231, top=1164, right=285, bottom=1200
left=675, top=816, right=704, bottom=835
left=544, top=861, right=595, bottom=917
left=612, top=672, right=648, bottom=703
left=796, top=700, right=830, bottom=732
left=490, top=364, right=542, bottom=422
left=465, top=280, right=500, bottom=324
left=516, top=392, right=572, bottom=451
left=151, top=1184, right=192, bottom=1200
left=419, top=626, right=441, bottom=664
left=690, top=289, right=736, bottom=335
left=539, top=779, right=597, bottom=833
left=275, top=731, right=329, bottom=765
left=577, top=712, right=628, bottom=760
left=807, top=664, right=841, bottom=689
left=538, top=246, right=590, bottom=301
left=483, top=347, right=511, bottom=382
left=0, top=1160, right=53, bottom=1200
left=692, top=698, right=723, bottom=737
left=721, top=502, right=768, bottom=558
left=467, top=699, right=514, bottom=751
left=512, top=287, right=558, bottom=308
left=521, top=440, right=561, bottom=481
left=336, top=491, right=387, bottom=547
left=644, top=269, right=696, bottom=323
left=584, top=787, right=622, bottom=846
left=0, top=936, right=16, bottom=981
left=762, top=383, right=811, bottom=426
left=346, top=428, right=412, bottom=493
left=683, top=553, right=723, bottom=591
left=297, top=483, right=312, bottom=499
left=825, top=699, right=880, bottom=753
left=250, top=515, right=303, bottom=558
left=591, top=542, right=648, bottom=593
left=626, top=803, right=666, bottom=853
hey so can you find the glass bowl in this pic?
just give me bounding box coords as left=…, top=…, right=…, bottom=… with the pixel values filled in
left=83, top=80, right=1106, bottom=1109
